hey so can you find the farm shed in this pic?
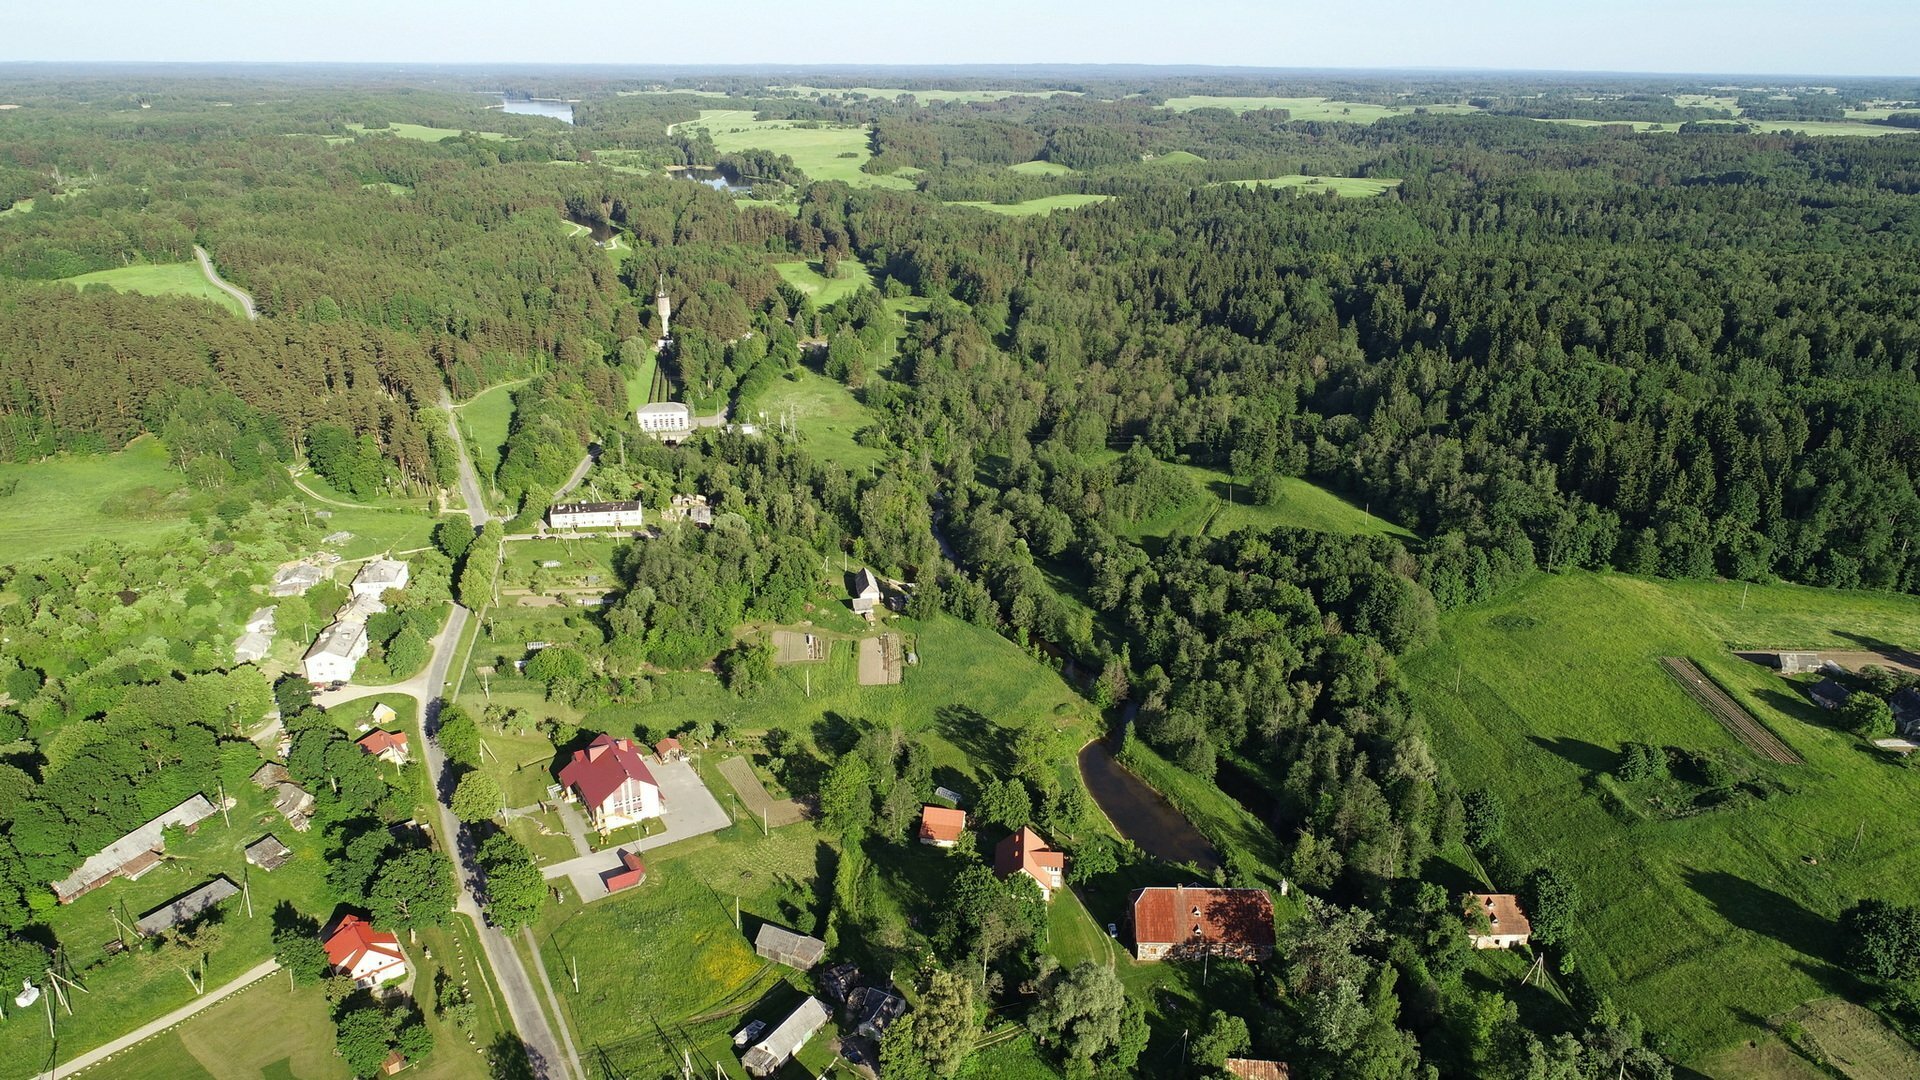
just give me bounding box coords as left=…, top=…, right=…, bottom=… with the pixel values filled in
left=135, top=876, right=239, bottom=936
left=742, top=996, right=831, bottom=1076
left=1777, top=652, right=1822, bottom=674
left=245, top=834, right=292, bottom=871
left=602, top=850, right=647, bottom=893
left=754, top=924, right=827, bottom=969
left=52, top=794, right=219, bottom=903
left=1808, top=678, right=1851, bottom=710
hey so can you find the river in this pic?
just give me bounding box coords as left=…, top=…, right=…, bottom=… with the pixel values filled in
left=497, top=96, right=574, bottom=124
left=1077, top=740, right=1220, bottom=871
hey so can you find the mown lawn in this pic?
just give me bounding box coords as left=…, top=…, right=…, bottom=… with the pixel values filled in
left=0, top=436, right=196, bottom=562
left=1403, top=571, right=1920, bottom=1062
left=950, top=194, right=1112, bottom=216
left=59, top=261, right=245, bottom=318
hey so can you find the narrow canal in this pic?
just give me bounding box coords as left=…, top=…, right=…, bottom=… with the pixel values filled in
left=1077, top=740, right=1219, bottom=871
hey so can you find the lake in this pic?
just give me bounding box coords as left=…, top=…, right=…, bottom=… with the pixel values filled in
left=499, top=96, right=574, bottom=124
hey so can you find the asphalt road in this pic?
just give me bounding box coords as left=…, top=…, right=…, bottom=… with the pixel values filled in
left=193, top=244, right=258, bottom=320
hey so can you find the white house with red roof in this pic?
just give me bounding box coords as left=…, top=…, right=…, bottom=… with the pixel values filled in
left=357, top=728, right=410, bottom=766
left=325, top=914, right=408, bottom=987
left=994, top=826, right=1066, bottom=900
left=557, top=734, right=663, bottom=832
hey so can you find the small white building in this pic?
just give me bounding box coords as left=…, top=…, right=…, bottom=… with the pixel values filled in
left=303, top=621, right=368, bottom=684
left=352, top=558, right=409, bottom=598
left=851, top=568, right=883, bottom=617
left=268, top=564, right=326, bottom=597
left=245, top=606, right=277, bottom=634
left=636, top=401, right=694, bottom=437
left=548, top=500, right=646, bottom=531
left=233, top=631, right=272, bottom=665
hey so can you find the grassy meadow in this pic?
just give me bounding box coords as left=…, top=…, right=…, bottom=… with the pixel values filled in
left=1117, top=464, right=1415, bottom=544
left=689, top=113, right=915, bottom=189
left=1754, top=120, right=1906, bottom=137
left=950, top=194, right=1112, bottom=216
left=776, top=85, right=1081, bottom=104
left=1225, top=175, right=1401, bottom=197
left=1007, top=160, right=1076, bottom=176
left=345, top=122, right=510, bottom=142
left=1143, top=150, right=1205, bottom=167
left=772, top=259, right=875, bottom=306
left=1404, top=572, right=1920, bottom=1062
left=0, top=436, right=199, bottom=562
left=456, top=381, right=522, bottom=487
left=736, top=366, right=888, bottom=472
left=1160, top=96, right=1477, bottom=122
left=59, top=262, right=245, bottom=317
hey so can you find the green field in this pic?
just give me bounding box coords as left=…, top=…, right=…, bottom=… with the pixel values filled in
left=772, top=259, right=874, bottom=305
left=1754, top=120, right=1905, bottom=137
left=738, top=365, right=887, bottom=470
left=0, top=436, right=199, bottom=562
left=1143, top=150, right=1205, bottom=167
left=1673, top=93, right=1742, bottom=111
left=950, top=193, right=1112, bottom=216
left=1160, top=96, right=1477, bottom=122
left=1117, top=464, right=1414, bottom=543
left=1225, top=175, right=1401, bottom=197
left=0, top=197, right=32, bottom=215
left=777, top=85, right=1081, bottom=104
left=1537, top=118, right=1684, bottom=132
left=1404, top=572, right=1920, bottom=1062
left=1007, top=159, right=1075, bottom=175
left=362, top=181, right=412, bottom=195
left=457, top=381, right=521, bottom=485
left=345, top=122, right=510, bottom=142
left=59, top=261, right=245, bottom=317
left=688, top=113, right=915, bottom=189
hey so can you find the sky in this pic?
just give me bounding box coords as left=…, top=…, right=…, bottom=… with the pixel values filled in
left=6, top=0, right=1915, bottom=77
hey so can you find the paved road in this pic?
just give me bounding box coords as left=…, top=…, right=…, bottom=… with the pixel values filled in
left=540, top=758, right=731, bottom=902
left=312, top=603, right=580, bottom=1080
left=29, top=960, right=280, bottom=1080
left=193, top=244, right=258, bottom=320
left=550, top=448, right=598, bottom=500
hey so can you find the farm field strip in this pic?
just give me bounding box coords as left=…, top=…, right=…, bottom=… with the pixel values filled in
left=1661, top=657, right=1802, bottom=764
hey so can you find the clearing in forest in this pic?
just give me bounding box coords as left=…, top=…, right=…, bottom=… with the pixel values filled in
left=950, top=193, right=1112, bottom=216
left=1225, top=176, right=1401, bottom=197
left=59, top=261, right=247, bottom=317
left=0, top=436, right=194, bottom=561
left=1160, top=95, right=1479, bottom=121
left=773, top=259, right=874, bottom=305
left=688, top=114, right=915, bottom=188
left=456, top=381, right=520, bottom=484
left=1406, top=572, right=1920, bottom=1062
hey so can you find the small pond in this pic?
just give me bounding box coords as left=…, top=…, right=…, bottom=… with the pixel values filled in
left=1077, top=740, right=1219, bottom=871
left=675, top=166, right=752, bottom=194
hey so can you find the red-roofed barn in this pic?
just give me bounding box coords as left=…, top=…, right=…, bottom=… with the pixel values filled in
left=558, top=734, right=663, bottom=832
left=1127, top=886, right=1275, bottom=961
left=324, top=914, right=409, bottom=987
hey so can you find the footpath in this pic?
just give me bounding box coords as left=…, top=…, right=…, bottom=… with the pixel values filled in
left=29, top=960, right=280, bottom=1080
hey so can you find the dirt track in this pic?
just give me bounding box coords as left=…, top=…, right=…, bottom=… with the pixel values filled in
left=1663, top=657, right=1802, bottom=765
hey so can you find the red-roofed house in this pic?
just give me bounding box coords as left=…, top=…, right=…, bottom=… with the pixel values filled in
left=655, top=736, right=685, bottom=763
left=602, top=850, right=647, bottom=893
left=1127, top=886, right=1275, bottom=961
left=324, top=914, right=409, bottom=987
left=919, top=806, right=967, bottom=848
left=994, top=826, right=1066, bottom=900
left=1464, top=893, right=1532, bottom=949
left=357, top=729, right=410, bottom=766
left=558, top=734, right=663, bottom=832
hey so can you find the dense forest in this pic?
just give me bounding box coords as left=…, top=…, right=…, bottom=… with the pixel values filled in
left=2, top=65, right=1920, bottom=1078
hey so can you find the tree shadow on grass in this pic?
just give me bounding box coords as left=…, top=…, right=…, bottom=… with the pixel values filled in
left=1527, top=734, right=1617, bottom=775
left=1682, top=868, right=1838, bottom=968
left=931, top=704, right=999, bottom=768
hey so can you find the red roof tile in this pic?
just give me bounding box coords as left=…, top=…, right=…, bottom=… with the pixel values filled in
left=1225, top=1059, right=1291, bottom=1080
left=558, top=734, right=658, bottom=811
left=1129, top=886, right=1275, bottom=949
left=994, top=827, right=1064, bottom=885
left=919, top=806, right=967, bottom=843
left=357, top=729, right=408, bottom=755
left=324, top=914, right=404, bottom=969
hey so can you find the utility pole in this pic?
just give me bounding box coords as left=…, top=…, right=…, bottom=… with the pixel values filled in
left=217, top=781, right=231, bottom=828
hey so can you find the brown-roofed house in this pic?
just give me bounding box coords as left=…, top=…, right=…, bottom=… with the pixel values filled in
left=557, top=734, right=663, bottom=832
left=1127, top=886, right=1276, bottom=961
left=1225, top=1059, right=1291, bottom=1080
left=1465, top=893, right=1532, bottom=949
left=654, top=736, right=685, bottom=763
left=602, top=850, right=647, bottom=893
left=918, top=806, right=967, bottom=848
left=357, top=729, right=410, bottom=765
left=994, top=826, right=1066, bottom=900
